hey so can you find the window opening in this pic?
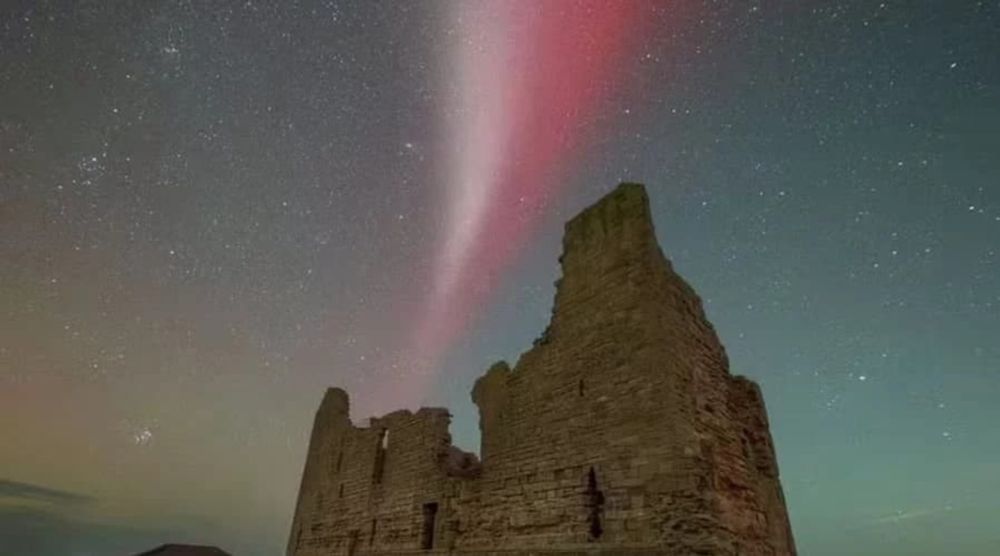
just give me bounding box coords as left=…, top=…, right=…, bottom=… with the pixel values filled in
left=585, top=467, right=605, bottom=541
left=373, top=428, right=388, bottom=484
left=421, top=502, right=439, bottom=550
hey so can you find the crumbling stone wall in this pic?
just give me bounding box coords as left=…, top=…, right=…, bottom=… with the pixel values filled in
left=288, top=183, right=795, bottom=555
left=287, top=389, right=480, bottom=555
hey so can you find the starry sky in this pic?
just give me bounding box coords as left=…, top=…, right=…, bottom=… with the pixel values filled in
left=1, top=1, right=999, bottom=555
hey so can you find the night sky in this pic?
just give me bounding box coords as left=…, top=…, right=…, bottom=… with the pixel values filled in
left=2, top=1, right=999, bottom=555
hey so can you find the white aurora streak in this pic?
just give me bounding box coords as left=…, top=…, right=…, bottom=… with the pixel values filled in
left=434, top=2, right=519, bottom=305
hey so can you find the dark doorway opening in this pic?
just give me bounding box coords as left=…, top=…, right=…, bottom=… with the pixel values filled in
left=347, top=529, right=360, bottom=556
left=421, top=502, right=439, bottom=550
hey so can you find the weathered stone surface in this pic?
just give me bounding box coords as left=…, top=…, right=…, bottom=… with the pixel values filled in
left=287, top=183, right=796, bottom=555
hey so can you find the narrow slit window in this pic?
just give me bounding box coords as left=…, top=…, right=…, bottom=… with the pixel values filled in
left=373, top=428, right=388, bottom=484
left=585, top=467, right=605, bottom=541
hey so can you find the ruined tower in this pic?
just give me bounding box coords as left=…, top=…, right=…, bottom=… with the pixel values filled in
left=288, top=183, right=796, bottom=555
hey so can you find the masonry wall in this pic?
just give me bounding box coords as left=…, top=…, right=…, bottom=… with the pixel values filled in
left=287, top=389, right=480, bottom=555
left=288, top=183, right=795, bottom=555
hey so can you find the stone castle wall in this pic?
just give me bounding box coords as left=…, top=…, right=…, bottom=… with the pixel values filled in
left=288, top=183, right=796, bottom=555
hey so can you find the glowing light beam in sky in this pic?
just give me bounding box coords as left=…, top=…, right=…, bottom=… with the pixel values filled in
left=368, top=1, right=650, bottom=415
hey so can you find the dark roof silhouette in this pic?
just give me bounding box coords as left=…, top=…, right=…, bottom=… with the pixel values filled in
left=133, top=544, right=231, bottom=556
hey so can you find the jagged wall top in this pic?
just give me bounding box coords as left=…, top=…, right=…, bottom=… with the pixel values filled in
left=543, top=182, right=664, bottom=340
left=561, top=182, right=656, bottom=261
left=317, top=387, right=349, bottom=417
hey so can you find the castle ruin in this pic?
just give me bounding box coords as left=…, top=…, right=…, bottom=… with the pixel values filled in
left=288, top=183, right=796, bottom=555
